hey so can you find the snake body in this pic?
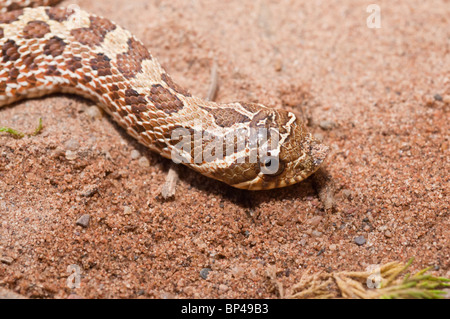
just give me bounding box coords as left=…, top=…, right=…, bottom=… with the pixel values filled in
left=0, top=1, right=328, bottom=190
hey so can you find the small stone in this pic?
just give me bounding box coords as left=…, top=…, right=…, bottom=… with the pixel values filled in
left=231, top=266, right=245, bottom=277
left=400, top=143, right=411, bottom=151
left=319, top=120, right=336, bottom=130
left=130, top=150, right=141, bottom=160
left=312, top=230, right=322, bottom=237
left=309, top=216, right=323, bottom=226
left=433, top=94, right=443, bottom=101
left=384, top=230, right=392, bottom=238
left=423, top=94, right=435, bottom=107
left=329, top=244, right=337, bottom=251
left=1, top=256, right=14, bottom=265
left=64, top=139, right=80, bottom=151
left=354, top=235, right=366, bottom=246
left=218, top=284, right=229, bottom=292
left=137, top=289, right=145, bottom=296
left=85, top=106, right=103, bottom=120
left=200, top=268, right=211, bottom=280
left=65, top=150, right=77, bottom=160
left=76, top=214, right=90, bottom=228
left=443, top=95, right=450, bottom=104
left=138, top=156, right=150, bottom=168
left=123, top=206, right=132, bottom=215
left=82, top=185, right=98, bottom=197
left=274, top=58, right=283, bottom=72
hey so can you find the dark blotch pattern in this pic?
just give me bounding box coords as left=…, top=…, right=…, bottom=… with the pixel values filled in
left=239, top=102, right=261, bottom=113
left=0, top=27, right=4, bottom=39
left=0, top=9, right=23, bottom=24
left=90, top=53, right=112, bottom=76
left=161, top=73, right=191, bottom=97
left=0, top=81, right=6, bottom=93
left=6, top=3, right=22, bottom=11
left=43, top=36, right=67, bottom=57
left=71, top=15, right=116, bottom=47
left=5, top=0, right=59, bottom=12
left=22, top=52, right=40, bottom=71
left=45, top=64, right=61, bottom=76
left=46, top=7, right=74, bottom=22
left=90, top=16, right=116, bottom=35
left=9, top=67, right=19, bottom=80
left=116, top=38, right=151, bottom=79
left=148, top=84, right=184, bottom=114
left=1, top=40, right=20, bottom=62
left=108, top=84, right=121, bottom=101
left=66, top=56, right=83, bottom=72
left=125, top=88, right=148, bottom=114
left=200, top=105, right=250, bottom=128
left=23, top=20, right=51, bottom=39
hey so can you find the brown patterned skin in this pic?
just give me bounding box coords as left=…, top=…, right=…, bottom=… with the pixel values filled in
left=0, top=5, right=328, bottom=190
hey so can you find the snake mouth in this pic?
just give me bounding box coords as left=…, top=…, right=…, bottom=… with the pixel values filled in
left=235, top=164, right=321, bottom=190
left=231, top=140, right=329, bottom=190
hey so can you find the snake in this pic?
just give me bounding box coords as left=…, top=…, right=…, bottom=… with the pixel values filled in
left=0, top=0, right=328, bottom=190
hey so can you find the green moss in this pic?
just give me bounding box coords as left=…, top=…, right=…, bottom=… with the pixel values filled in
left=0, top=118, right=43, bottom=139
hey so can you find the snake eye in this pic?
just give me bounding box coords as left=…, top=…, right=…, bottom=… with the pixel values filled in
left=260, top=156, right=284, bottom=175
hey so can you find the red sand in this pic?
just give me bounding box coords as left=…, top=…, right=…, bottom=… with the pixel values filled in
left=0, top=0, right=448, bottom=298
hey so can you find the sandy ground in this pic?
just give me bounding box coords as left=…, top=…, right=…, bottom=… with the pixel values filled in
left=0, top=0, right=448, bottom=298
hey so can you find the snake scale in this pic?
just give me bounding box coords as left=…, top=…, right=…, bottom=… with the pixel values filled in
left=0, top=0, right=328, bottom=190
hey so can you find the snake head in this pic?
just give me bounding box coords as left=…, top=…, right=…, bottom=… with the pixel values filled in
left=231, top=110, right=329, bottom=190
left=195, top=104, right=329, bottom=190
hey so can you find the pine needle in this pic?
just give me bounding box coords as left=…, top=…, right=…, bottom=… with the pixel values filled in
left=268, top=258, right=449, bottom=299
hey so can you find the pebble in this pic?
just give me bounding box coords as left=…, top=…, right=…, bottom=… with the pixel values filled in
left=138, top=156, right=150, bottom=168
left=274, top=58, right=283, bottom=72
left=218, top=284, right=229, bottom=292
left=354, top=235, right=366, bottom=246
left=0, top=256, right=14, bottom=265
left=64, top=139, right=80, bottom=151
left=312, top=230, right=322, bottom=237
left=130, top=150, right=141, bottom=160
left=384, top=230, right=392, bottom=238
left=76, top=214, right=90, bottom=228
left=85, top=106, right=103, bottom=120
left=123, top=206, right=132, bottom=215
left=309, top=216, right=322, bottom=226
left=65, top=150, right=77, bottom=160
left=319, top=120, right=336, bottom=130
left=82, top=186, right=98, bottom=197
left=433, top=94, right=443, bottom=101
left=200, top=268, right=211, bottom=280
left=231, top=266, right=245, bottom=277
left=329, top=244, right=337, bottom=251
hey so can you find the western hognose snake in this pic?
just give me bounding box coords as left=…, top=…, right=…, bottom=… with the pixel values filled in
left=0, top=0, right=328, bottom=190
